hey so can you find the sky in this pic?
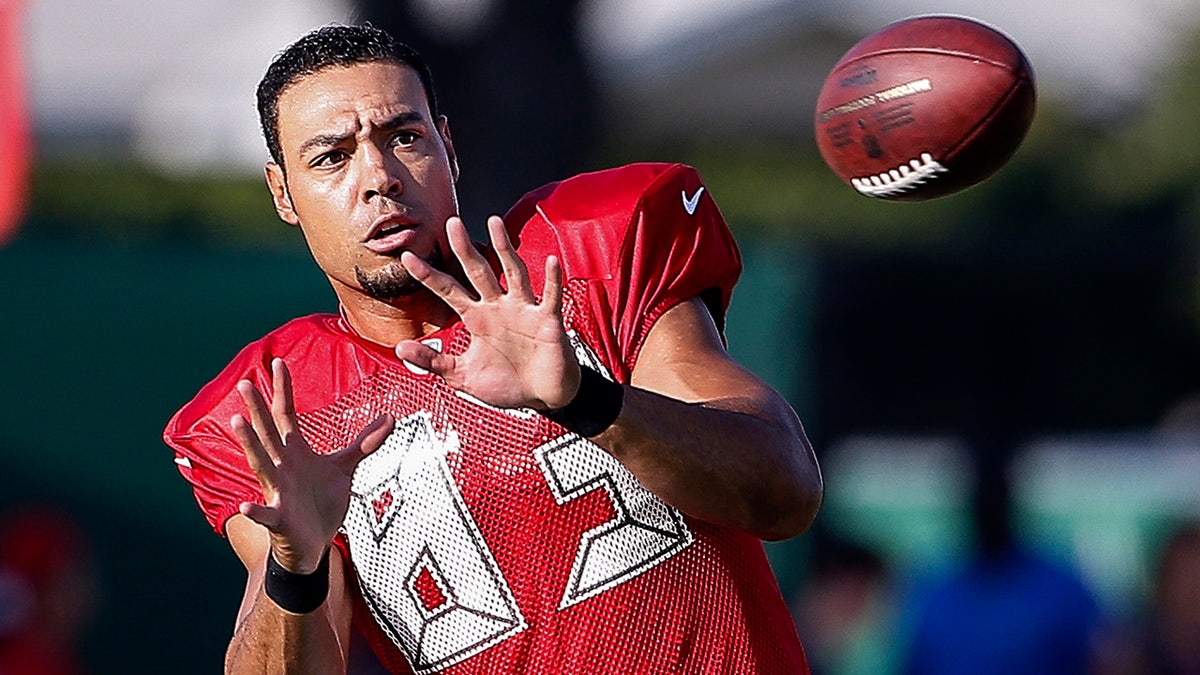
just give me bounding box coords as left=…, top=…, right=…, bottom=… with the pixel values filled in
left=583, top=0, right=1200, bottom=114
left=22, top=0, right=1200, bottom=172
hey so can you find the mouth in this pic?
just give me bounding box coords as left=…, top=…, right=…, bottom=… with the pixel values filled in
left=364, top=213, right=419, bottom=253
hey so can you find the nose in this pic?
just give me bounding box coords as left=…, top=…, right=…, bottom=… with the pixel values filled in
left=361, top=144, right=402, bottom=202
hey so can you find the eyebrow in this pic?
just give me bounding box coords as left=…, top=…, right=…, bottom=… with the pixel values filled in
left=296, top=111, right=427, bottom=157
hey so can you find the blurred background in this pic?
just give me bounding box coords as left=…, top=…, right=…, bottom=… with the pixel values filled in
left=4, top=0, right=1200, bottom=672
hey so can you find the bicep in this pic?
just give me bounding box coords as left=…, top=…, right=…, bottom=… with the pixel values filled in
left=630, top=297, right=780, bottom=412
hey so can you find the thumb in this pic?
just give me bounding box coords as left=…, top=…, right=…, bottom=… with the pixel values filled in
left=335, top=413, right=394, bottom=472
left=395, top=340, right=442, bottom=373
left=240, top=502, right=283, bottom=531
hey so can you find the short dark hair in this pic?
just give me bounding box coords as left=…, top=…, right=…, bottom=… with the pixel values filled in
left=255, top=24, right=439, bottom=168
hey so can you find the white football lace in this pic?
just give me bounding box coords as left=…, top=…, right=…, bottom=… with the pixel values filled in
left=851, top=153, right=947, bottom=198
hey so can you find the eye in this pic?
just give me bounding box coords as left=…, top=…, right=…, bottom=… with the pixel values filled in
left=391, top=131, right=420, bottom=148
left=310, top=150, right=349, bottom=168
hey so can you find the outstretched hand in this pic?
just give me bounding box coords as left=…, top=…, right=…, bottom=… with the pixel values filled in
left=231, top=358, right=393, bottom=573
left=397, top=215, right=580, bottom=411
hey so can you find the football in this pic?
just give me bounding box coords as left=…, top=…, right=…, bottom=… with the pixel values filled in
left=814, top=15, right=1036, bottom=201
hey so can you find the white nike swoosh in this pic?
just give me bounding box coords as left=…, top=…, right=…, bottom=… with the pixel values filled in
left=682, top=187, right=705, bottom=215
left=174, top=456, right=192, bottom=469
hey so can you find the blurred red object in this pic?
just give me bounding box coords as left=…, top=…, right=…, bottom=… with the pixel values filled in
left=0, top=506, right=96, bottom=675
left=0, top=0, right=31, bottom=247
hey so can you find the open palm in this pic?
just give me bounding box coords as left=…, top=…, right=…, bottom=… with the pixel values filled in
left=231, top=358, right=393, bottom=572
left=397, top=216, right=580, bottom=411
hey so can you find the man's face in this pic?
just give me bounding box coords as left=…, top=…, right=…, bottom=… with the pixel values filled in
left=266, top=61, right=459, bottom=301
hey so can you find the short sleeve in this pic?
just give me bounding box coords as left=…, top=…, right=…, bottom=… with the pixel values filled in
left=610, top=164, right=741, bottom=364
left=163, top=343, right=274, bottom=536
left=506, top=163, right=742, bottom=374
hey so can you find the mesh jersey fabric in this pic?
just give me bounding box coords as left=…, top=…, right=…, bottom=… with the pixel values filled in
left=164, top=163, right=810, bottom=674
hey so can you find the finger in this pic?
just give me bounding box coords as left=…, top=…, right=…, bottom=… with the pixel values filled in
left=395, top=341, right=460, bottom=381
left=395, top=340, right=438, bottom=370
left=447, top=217, right=502, bottom=301
left=270, top=359, right=303, bottom=447
left=489, top=215, right=533, bottom=302
left=333, top=413, right=395, bottom=473
left=231, top=413, right=279, bottom=489
left=401, top=251, right=476, bottom=315
left=239, top=501, right=283, bottom=532
left=237, top=379, right=284, bottom=462
left=542, top=255, right=564, bottom=315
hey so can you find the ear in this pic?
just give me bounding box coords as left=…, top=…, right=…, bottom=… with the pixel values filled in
left=437, top=116, right=460, bottom=183
left=265, top=162, right=300, bottom=226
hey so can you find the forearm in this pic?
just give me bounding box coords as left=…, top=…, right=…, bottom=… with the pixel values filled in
left=594, top=383, right=823, bottom=540
left=225, top=517, right=354, bottom=675
left=225, top=583, right=348, bottom=675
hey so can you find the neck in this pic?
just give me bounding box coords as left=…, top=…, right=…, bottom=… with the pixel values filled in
left=335, top=286, right=458, bottom=346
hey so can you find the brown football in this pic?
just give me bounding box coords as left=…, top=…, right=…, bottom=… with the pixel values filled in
left=814, top=15, right=1036, bottom=201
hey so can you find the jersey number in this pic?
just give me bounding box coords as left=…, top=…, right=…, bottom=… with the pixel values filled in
left=342, top=413, right=693, bottom=673
left=537, top=434, right=693, bottom=608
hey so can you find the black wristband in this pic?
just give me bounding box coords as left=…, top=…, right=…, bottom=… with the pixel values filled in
left=543, top=366, right=624, bottom=437
left=265, top=548, right=330, bottom=614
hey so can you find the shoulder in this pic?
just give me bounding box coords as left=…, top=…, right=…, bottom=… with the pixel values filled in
left=506, top=162, right=709, bottom=240
left=503, top=164, right=741, bottom=370
left=204, top=313, right=341, bottom=388
left=504, top=162, right=731, bottom=280
left=164, top=314, right=340, bottom=443
left=507, top=162, right=702, bottom=223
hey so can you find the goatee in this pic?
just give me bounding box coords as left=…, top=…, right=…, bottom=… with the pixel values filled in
left=355, top=247, right=445, bottom=300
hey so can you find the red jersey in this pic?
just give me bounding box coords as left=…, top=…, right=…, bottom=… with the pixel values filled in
left=164, top=163, right=809, bottom=674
